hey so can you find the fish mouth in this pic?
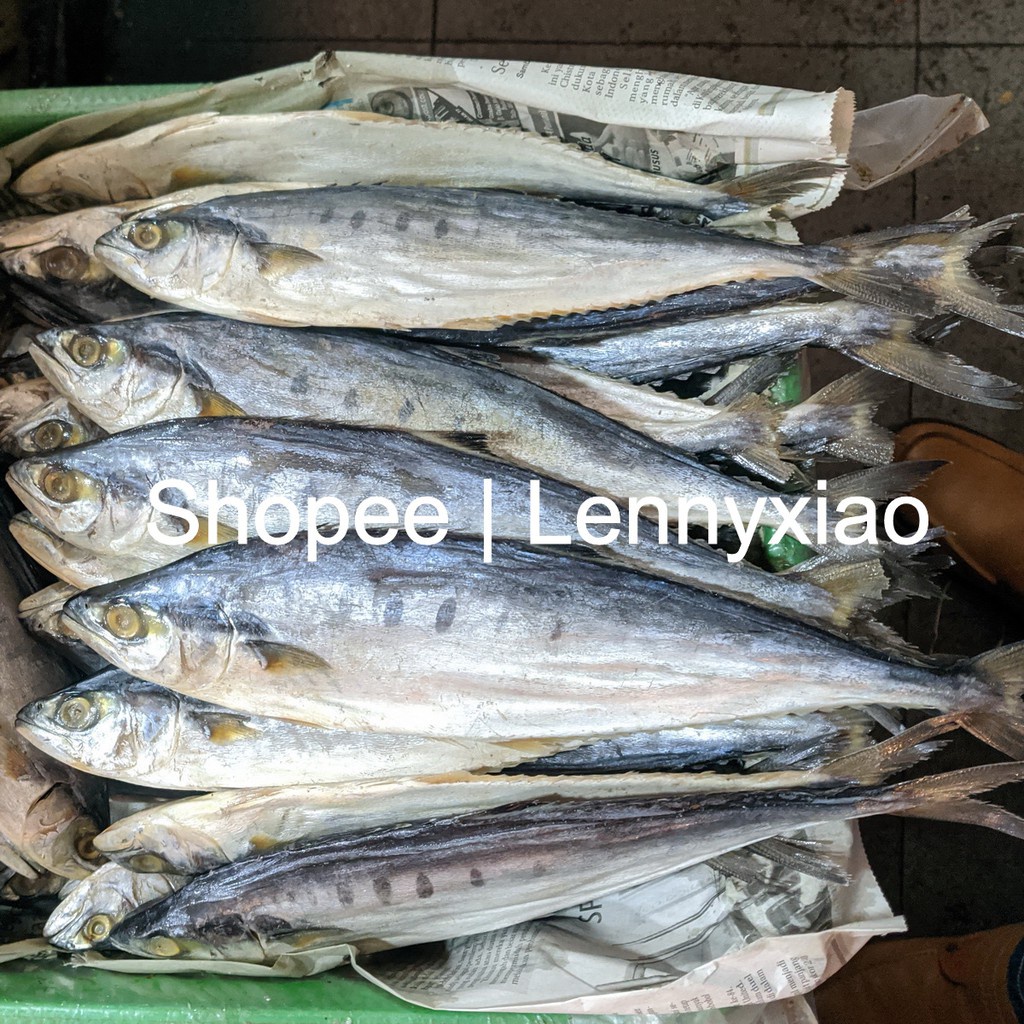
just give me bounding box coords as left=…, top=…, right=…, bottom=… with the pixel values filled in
left=29, top=341, right=80, bottom=394
left=5, top=461, right=58, bottom=530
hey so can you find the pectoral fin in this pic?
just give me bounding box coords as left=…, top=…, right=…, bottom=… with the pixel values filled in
left=252, top=242, right=324, bottom=280
left=195, top=387, right=247, bottom=417
left=249, top=640, right=331, bottom=674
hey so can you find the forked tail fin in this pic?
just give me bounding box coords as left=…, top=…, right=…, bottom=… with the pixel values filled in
left=962, top=641, right=1024, bottom=757
left=714, top=160, right=847, bottom=216
left=815, top=215, right=1024, bottom=339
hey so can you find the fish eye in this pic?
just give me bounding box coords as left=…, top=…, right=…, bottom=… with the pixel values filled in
left=56, top=695, right=99, bottom=731
left=32, top=419, right=75, bottom=452
left=75, top=826, right=101, bottom=862
left=41, top=468, right=85, bottom=504
left=146, top=935, right=181, bottom=958
left=104, top=601, right=147, bottom=641
left=67, top=333, right=104, bottom=368
left=83, top=914, right=112, bottom=942
left=39, top=245, right=89, bottom=282
left=127, top=221, right=167, bottom=251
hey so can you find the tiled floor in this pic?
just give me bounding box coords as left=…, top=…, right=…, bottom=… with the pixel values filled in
left=23, top=0, right=1024, bottom=937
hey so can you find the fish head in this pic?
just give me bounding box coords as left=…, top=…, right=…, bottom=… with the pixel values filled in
left=96, top=215, right=237, bottom=302
left=17, top=580, right=80, bottom=639
left=31, top=324, right=202, bottom=431
left=6, top=445, right=158, bottom=552
left=60, top=570, right=236, bottom=686
left=0, top=237, right=114, bottom=290
left=110, top=898, right=268, bottom=962
left=16, top=678, right=152, bottom=777
left=19, top=783, right=106, bottom=880
left=0, top=395, right=102, bottom=458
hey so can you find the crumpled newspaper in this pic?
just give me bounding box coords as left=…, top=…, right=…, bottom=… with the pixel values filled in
left=0, top=51, right=987, bottom=219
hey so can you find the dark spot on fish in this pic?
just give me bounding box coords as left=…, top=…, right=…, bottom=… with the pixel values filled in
left=435, top=219, right=449, bottom=238
left=289, top=369, right=310, bottom=395
left=383, top=595, right=403, bottom=626
left=395, top=212, right=411, bottom=231
left=319, top=208, right=334, bottom=224
left=343, top=386, right=359, bottom=407
left=335, top=883, right=354, bottom=905
left=549, top=619, right=564, bottom=642
left=435, top=597, right=457, bottom=633
left=373, top=876, right=393, bottom=905
left=252, top=914, right=292, bottom=936
left=416, top=873, right=434, bottom=899
left=469, top=869, right=485, bottom=888
left=350, top=210, right=366, bottom=229
left=532, top=861, right=547, bottom=877
left=398, top=397, right=415, bottom=423
left=201, top=913, right=248, bottom=940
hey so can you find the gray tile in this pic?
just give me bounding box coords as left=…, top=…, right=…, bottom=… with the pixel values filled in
left=921, top=1, right=1024, bottom=45
left=436, top=2, right=916, bottom=46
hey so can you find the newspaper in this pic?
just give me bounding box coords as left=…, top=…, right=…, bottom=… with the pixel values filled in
left=0, top=51, right=986, bottom=220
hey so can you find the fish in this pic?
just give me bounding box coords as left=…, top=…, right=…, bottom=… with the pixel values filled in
left=0, top=394, right=105, bottom=457
left=17, top=671, right=566, bottom=791
left=90, top=723, right=942, bottom=875
left=0, top=546, right=106, bottom=880
left=11, top=109, right=838, bottom=223
left=4, top=416, right=894, bottom=632
left=0, top=378, right=57, bottom=427
left=516, top=297, right=1022, bottom=408
left=24, top=315, right=928, bottom=551
left=18, top=581, right=109, bottom=673
left=57, top=534, right=1024, bottom=745
left=91, top=185, right=1024, bottom=334
left=9, top=512, right=171, bottom=589
left=44, top=861, right=185, bottom=950
left=106, top=759, right=1024, bottom=961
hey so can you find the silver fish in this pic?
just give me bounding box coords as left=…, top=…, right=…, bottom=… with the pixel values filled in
left=107, top=760, right=1024, bottom=961
left=17, top=671, right=563, bottom=791
left=11, top=110, right=833, bottom=223
left=93, top=187, right=1024, bottom=334
left=5, top=417, right=885, bottom=629
left=0, top=394, right=105, bottom=457
left=58, top=534, right=1024, bottom=743
left=18, top=581, right=108, bottom=673
left=44, top=861, right=184, bottom=951
left=0, top=378, right=56, bottom=427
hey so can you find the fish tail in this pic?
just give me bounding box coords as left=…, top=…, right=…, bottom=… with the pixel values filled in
left=714, top=393, right=794, bottom=484
left=814, top=214, right=1024, bottom=340
left=827, top=460, right=944, bottom=505
left=779, top=370, right=895, bottom=465
left=961, top=641, right=1024, bottom=757
left=786, top=558, right=889, bottom=626
left=715, top=160, right=846, bottom=210
left=841, top=313, right=1021, bottom=409
left=890, top=760, right=1024, bottom=838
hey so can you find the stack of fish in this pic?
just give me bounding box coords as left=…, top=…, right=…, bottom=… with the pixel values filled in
left=1, top=84, right=1024, bottom=999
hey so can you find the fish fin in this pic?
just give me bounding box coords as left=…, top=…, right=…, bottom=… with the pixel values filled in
left=716, top=160, right=846, bottom=208
left=750, top=717, right=873, bottom=774
left=196, top=388, right=248, bottom=417
left=826, top=460, right=944, bottom=505
left=820, top=714, right=962, bottom=784
left=252, top=242, right=324, bottom=280
left=787, top=558, right=889, bottom=625
left=744, top=837, right=851, bottom=885
left=781, top=370, right=896, bottom=465
left=845, top=325, right=1021, bottom=409
left=433, top=430, right=495, bottom=456
left=0, top=842, right=40, bottom=880
left=204, top=715, right=260, bottom=745
left=189, top=516, right=238, bottom=547
left=248, top=640, right=331, bottom=674
left=727, top=446, right=797, bottom=486
left=968, top=641, right=1024, bottom=745
left=956, top=711, right=1024, bottom=759
left=889, top=761, right=1024, bottom=839
left=816, top=215, right=1024, bottom=338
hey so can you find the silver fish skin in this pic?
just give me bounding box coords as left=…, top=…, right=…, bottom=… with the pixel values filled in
left=4, top=416, right=870, bottom=628
left=18, top=581, right=109, bottom=673
left=92, top=186, right=1024, bottom=336
left=0, top=394, right=105, bottom=457
left=0, top=548, right=106, bottom=880
left=107, top=765, right=1024, bottom=961
left=25, top=315, right=909, bottom=543
left=17, top=671, right=560, bottom=791
left=58, top=535, right=1024, bottom=741
left=10, top=109, right=834, bottom=222
left=44, top=861, right=184, bottom=951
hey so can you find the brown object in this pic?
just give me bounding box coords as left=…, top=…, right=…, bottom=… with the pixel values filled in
left=814, top=924, right=1024, bottom=1024
left=895, top=422, right=1024, bottom=595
